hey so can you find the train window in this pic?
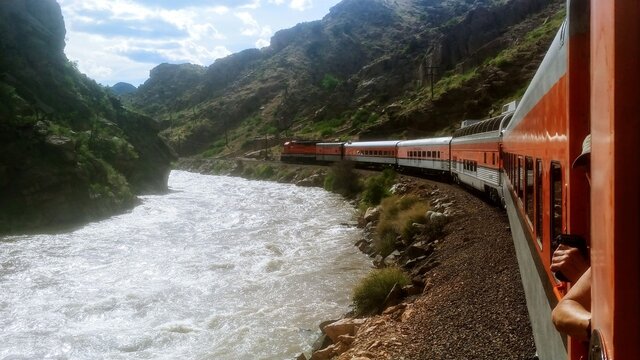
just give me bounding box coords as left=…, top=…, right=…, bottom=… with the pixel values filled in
left=535, top=159, right=543, bottom=248
left=484, top=152, right=487, bottom=164
left=437, top=151, right=441, bottom=159
left=551, top=162, right=563, bottom=245
left=422, top=151, right=426, bottom=158
left=525, top=157, right=534, bottom=225
left=518, top=157, right=524, bottom=201
left=492, top=153, right=496, bottom=165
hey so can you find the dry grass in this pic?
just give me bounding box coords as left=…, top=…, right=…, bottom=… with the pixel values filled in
left=352, top=267, right=411, bottom=316
left=374, top=196, right=429, bottom=256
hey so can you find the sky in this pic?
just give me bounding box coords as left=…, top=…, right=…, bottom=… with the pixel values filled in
left=58, top=0, right=343, bottom=87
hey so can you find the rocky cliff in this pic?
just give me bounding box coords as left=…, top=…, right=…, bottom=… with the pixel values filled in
left=0, top=0, right=176, bottom=234
left=124, top=0, right=564, bottom=157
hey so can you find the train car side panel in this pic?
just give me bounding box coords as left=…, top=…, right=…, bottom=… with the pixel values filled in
left=316, top=142, right=344, bottom=162
left=502, top=23, right=569, bottom=360
left=344, top=141, right=398, bottom=166
left=396, top=137, right=451, bottom=174
left=590, top=0, right=640, bottom=358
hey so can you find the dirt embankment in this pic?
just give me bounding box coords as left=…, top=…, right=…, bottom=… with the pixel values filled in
left=331, top=176, right=536, bottom=360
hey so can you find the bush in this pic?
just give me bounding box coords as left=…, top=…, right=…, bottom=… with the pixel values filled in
left=360, top=169, right=396, bottom=207
left=324, top=161, right=361, bottom=198
left=254, top=164, right=275, bottom=179
left=321, top=74, right=341, bottom=91
left=352, top=267, right=410, bottom=315
left=375, top=196, right=429, bottom=250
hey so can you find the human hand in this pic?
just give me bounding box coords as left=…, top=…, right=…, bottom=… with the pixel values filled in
left=551, top=244, right=590, bottom=283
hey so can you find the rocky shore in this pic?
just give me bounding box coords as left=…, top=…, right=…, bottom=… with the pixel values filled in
left=175, top=158, right=536, bottom=360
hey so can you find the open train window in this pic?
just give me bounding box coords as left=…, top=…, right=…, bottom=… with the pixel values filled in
left=550, top=162, right=563, bottom=246
left=484, top=152, right=487, bottom=164
left=535, top=159, right=543, bottom=248
left=525, top=157, right=534, bottom=225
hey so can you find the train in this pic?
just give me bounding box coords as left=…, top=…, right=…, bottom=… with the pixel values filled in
left=281, top=0, right=639, bottom=359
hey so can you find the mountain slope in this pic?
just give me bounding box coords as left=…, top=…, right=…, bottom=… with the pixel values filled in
left=125, top=0, right=563, bottom=158
left=0, top=0, right=175, bottom=234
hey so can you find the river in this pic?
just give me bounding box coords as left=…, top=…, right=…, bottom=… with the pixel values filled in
left=0, top=170, right=372, bottom=359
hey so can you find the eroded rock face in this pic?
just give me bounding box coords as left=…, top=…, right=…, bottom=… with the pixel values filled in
left=0, top=0, right=175, bottom=234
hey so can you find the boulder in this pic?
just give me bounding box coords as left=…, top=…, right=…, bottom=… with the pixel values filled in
left=322, top=318, right=366, bottom=343
left=383, top=250, right=402, bottom=267
left=406, top=242, right=434, bottom=260
left=363, top=206, right=380, bottom=223
left=310, top=341, right=350, bottom=360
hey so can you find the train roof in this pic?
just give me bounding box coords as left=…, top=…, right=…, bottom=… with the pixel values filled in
left=397, top=137, right=452, bottom=147
left=283, top=139, right=320, bottom=145
left=453, top=112, right=513, bottom=138
left=344, top=140, right=400, bottom=148
left=316, top=142, right=344, bottom=146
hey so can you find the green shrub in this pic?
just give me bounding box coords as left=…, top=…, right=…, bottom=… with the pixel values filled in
left=360, top=169, right=396, bottom=207
left=352, top=267, right=410, bottom=315
left=320, top=74, right=341, bottom=91
left=254, top=164, right=275, bottom=179
left=324, top=161, right=361, bottom=198
left=376, top=196, right=430, bottom=248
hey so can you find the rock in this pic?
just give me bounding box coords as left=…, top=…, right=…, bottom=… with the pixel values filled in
left=402, top=284, right=423, bottom=296
left=296, top=173, right=324, bottom=187
left=382, top=283, right=404, bottom=310
left=363, top=206, right=380, bottom=223
left=310, top=341, right=350, bottom=360
left=311, top=334, right=332, bottom=353
left=382, top=303, right=407, bottom=316
left=337, top=334, right=355, bottom=345
left=406, top=243, right=434, bottom=260
left=383, top=250, right=402, bottom=267
left=373, top=255, right=385, bottom=268
left=295, top=353, right=307, bottom=360
left=412, top=259, right=440, bottom=277
left=322, top=318, right=366, bottom=343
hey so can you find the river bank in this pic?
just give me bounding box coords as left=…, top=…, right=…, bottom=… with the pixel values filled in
left=175, top=157, right=536, bottom=359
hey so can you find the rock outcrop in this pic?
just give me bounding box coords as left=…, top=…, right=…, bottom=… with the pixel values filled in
left=0, top=0, right=175, bottom=234
left=124, top=0, right=564, bottom=157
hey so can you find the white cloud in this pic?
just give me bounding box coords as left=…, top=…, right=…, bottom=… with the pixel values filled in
left=239, top=0, right=262, bottom=10
left=289, top=0, right=313, bottom=11
left=59, top=0, right=342, bottom=85
left=255, top=38, right=270, bottom=48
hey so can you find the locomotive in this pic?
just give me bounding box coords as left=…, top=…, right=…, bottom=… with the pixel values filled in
left=281, top=0, right=639, bottom=359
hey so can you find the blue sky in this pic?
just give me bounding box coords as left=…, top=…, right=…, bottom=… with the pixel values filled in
left=59, top=0, right=343, bottom=86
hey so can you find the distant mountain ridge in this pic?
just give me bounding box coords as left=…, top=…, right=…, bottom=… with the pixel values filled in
left=110, top=82, right=137, bottom=96
left=124, top=0, right=564, bottom=157
left=0, top=0, right=175, bottom=234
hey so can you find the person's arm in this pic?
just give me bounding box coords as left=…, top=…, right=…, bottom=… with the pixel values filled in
left=550, top=244, right=590, bottom=283
left=552, top=268, right=592, bottom=340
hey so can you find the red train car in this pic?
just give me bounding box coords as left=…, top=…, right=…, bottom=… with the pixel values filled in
left=396, top=137, right=451, bottom=176
left=590, top=0, right=639, bottom=359
left=280, top=140, right=318, bottom=163
left=343, top=141, right=399, bottom=167
left=450, top=111, right=513, bottom=203
left=502, top=0, right=639, bottom=359
left=316, top=142, right=344, bottom=162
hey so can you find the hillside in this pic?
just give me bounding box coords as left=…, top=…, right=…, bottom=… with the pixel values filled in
left=0, top=0, right=175, bottom=234
left=124, top=0, right=564, bottom=157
